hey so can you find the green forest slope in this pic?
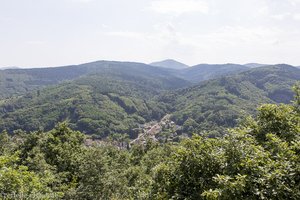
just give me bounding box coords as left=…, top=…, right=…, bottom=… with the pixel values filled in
left=0, top=70, right=186, bottom=136
left=0, top=85, right=299, bottom=199
left=0, top=65, right=299, bottom=138
left=0, top=61, right=252, bottom=99
left=0, top=61, right=190, bottom=99
left=158, top=65, right=300, bottom=135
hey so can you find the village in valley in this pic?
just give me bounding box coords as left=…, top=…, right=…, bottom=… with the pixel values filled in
left=130, top=114, right=183, bottom=146
left=84, top=114, right=184, bottom=148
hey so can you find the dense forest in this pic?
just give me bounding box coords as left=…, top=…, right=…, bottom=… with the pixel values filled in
left=0, top=84, right=299, bottom=199
left=0, top=63, right=299, bottom=138
left=0, top=61, right=300, bottom=199
left=2, top=0, right=300, bottom=198
left=160, top=65, right=300, bottom=136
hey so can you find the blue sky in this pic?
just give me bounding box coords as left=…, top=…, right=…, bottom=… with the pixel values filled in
left=1, top=0, right=300, bottom=67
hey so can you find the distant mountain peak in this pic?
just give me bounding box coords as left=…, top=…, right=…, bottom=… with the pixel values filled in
left=244, top=63, right=268, bottom=68
left=150, top=59, right=189, bottom=69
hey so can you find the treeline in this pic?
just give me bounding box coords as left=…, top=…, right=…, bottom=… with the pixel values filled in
left=0, top=85, right=299, bottom=199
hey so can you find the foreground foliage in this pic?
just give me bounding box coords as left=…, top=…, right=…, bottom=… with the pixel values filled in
left=0, top=85, right=299, bottom=199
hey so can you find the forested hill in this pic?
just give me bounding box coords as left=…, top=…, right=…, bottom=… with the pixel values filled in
left=0, top=61, right=190, bottom=99
left=0, top=64, right=299, bottom=137
left=177, top=63, right=249, bottom=83
left=0, top=67, right=189, bottom=136
left=1, top=86, right=299, bottom=199
left=0, top=61, right=254, bottom=99
left=150, top=59, right=189, bottom=69
left=244, top=63, right=268, bottom=68
left=158, top=64, right=300, bottom=136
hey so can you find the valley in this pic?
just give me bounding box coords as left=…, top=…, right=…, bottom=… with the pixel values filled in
left=130, top=114, right=182, bottom=145
left=0, top=59, right=299, bottom=199
left=0, top=61, right=299, bottom=139
left=2, top=1, right=300, bottom=198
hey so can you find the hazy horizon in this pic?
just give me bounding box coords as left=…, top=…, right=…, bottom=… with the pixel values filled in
left=1, top=0, right=300, bottom=68
left=0, top=58, right=296, bottom=69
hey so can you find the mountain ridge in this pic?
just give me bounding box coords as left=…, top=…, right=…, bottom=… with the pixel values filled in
left=244, top=63, right=268, bottom=68
left=158, top=64, right=300, bottom=136
left=177, top=63, right=249, bottom=83
left=149, top=59, right=189, bottom=69
left=0, top=60, right=262, bottom=99
left=0, top=60, right=191, bottom=99
left=0, top=64, right=299, bottom=137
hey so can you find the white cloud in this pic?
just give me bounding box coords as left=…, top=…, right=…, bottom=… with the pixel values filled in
left=288, top=0, right=300, bottom=6
left=270, top=12, right=300, bottom=21
left=2, top=0, right=300, bottom=66
left=293, top=13, right=300, bottom=20
left=25, top=41, right=46, bottom=45
left=69, top=0, right=93, bottom=3
left=153, top=22, right=177, bottom=39
left=150, top=0, right=209, bottom=15
left=271, top=13, right=291, bottom=20
left=105, top=31, right=144, bottom=39
left=185, top=26, right=282, bottom=45
left=256, top=4, right=270, bottom=16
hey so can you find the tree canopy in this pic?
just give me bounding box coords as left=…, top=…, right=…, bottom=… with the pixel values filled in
left=0, top=84, right=299, bottom=199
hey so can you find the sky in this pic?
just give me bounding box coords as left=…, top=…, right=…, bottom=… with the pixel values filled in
left=1, top=0, right=300, bottom=68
